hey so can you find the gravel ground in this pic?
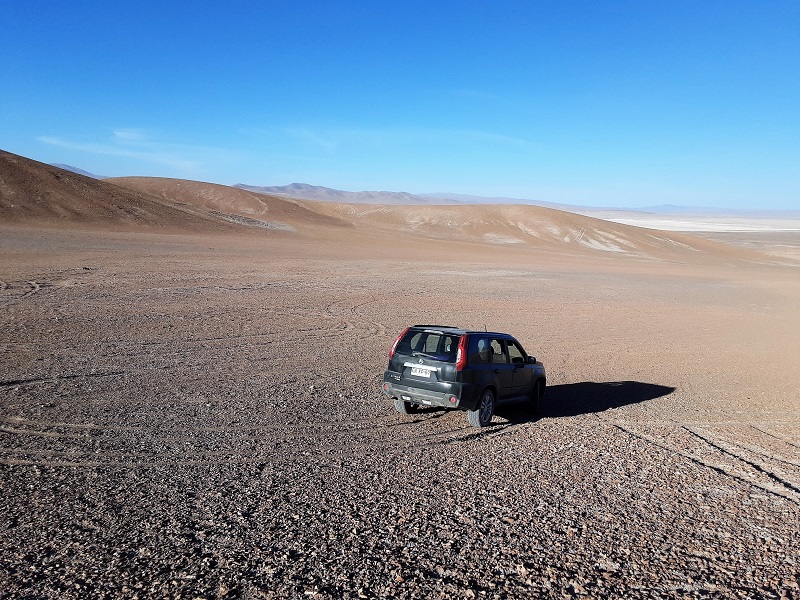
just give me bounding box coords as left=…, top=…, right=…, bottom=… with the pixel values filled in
left=1, top=229, right=798, bottom=599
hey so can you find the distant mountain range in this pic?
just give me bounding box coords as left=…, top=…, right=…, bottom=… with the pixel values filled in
left=236, top=183, right=800, bottom=218
left=48, top=165, right=798, bottom=217
left=49, top=163, right=106, bottom=179
left=233, top=183, right=462, bottom=206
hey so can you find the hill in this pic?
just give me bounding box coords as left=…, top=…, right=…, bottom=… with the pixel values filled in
left=108, top=177, right=350, bottom=231
left=302, top=202, right=760, bottom=263
left=49, top=164, right=105, bottom=179
left=0, top=151, right=232, bottom=232
left=239, top=183, right=800, bottom=230
left=0, top=152, right=347, bottom=234
left=0, top=150, right=773, bottom=264
left=115, top=175, right=757, bottom=263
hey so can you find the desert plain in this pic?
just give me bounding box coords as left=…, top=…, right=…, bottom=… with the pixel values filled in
left=1, top=151, right=799, bottom=598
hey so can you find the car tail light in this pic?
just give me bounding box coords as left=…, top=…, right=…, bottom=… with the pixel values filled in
left=389, top=327, right=409, bottom=360
left=456, top=334, right=468, bottom=371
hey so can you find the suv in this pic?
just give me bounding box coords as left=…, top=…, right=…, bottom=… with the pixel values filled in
left=381, top=325, right=546, bottom=427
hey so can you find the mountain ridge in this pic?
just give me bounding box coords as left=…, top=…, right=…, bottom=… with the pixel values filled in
left=234, top=183, right=460, bottom=205
left=3, top=151, right=796, bottom=263
left=0, top=151, right=239, bottom=232
left=29, top=160, right=797, bottom=217
left=237, top=183, right=800, bottom=218
left=49, top=163, right=106, bottom=179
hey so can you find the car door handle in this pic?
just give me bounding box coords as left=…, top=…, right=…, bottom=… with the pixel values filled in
left=493, top=369, right=499, bottom=374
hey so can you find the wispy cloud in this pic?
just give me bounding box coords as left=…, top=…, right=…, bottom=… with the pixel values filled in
left=37, top=132, right=233, bottom=173
left=112, top=128, right=148, bottom=142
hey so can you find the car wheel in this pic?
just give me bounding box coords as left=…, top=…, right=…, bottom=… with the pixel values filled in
left=530, top=380, right=542, bottom=413
left=393, top=397, right=416, bottom=415
left=467, top=389, right=494, bottom=427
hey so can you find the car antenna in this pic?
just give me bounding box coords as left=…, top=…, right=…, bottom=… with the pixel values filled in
left=484, top=324, right=487, bottom=332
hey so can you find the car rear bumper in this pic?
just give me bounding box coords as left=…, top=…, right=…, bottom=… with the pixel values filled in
left=382, top=371, right=475, bottom=409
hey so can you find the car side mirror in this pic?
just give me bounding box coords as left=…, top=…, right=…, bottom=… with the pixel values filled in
left=528, top=356, right=537, bottom=364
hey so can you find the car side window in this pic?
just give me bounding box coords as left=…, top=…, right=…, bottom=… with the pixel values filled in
left=508, top=341, right=526, bottom=364
left=490, top=338, right=507, bottom=363
left=471, top=336, right=490, bottom=363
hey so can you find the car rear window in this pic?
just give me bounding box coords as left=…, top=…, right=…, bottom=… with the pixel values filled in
left=396, top=329, right=460, bottom=361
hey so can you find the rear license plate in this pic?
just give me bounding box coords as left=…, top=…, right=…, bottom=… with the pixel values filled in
left=410, top=367, right=431, bottom=377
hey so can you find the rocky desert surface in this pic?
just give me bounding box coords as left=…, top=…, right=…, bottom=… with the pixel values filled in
left=1, top=151, right=798, bottom=598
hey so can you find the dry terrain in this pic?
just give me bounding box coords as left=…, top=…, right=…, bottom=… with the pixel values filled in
left=1, top=152, right=799, bottom=598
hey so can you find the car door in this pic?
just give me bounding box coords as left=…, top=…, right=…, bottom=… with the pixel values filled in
left=488, top=338, right=514, bottom=403
left=508, top=339, right=533, bottom=401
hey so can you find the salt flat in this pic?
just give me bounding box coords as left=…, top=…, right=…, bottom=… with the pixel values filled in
left=575, top=210, right=800, bottom=234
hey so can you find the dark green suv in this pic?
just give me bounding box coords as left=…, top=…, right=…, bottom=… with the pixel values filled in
left=381, top=326, right=546, bottom=427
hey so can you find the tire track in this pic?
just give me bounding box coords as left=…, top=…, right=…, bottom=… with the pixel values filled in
left=0, top=270, right=536, bottom=466
left=609, top=419, right=800, bottom=427
left=613, top=423, right=800, bottom=505
left=0, top=413, right=399, bottom=433
left=727, top=439, right=800, bottom=468
left=321, top=295, right=388, bottom=341
left=0, top=416, right=494, bottom=467
left=0, top=370, right=125, bottom=388
left=682, top=425, right=800, bottom=495
left=750, top=424, right=800, bottom=449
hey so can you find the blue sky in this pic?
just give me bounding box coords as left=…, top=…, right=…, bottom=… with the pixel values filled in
left=2, top=1, right=798, bottom=208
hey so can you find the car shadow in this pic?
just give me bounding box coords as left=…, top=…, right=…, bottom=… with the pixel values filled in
left=495, top=381, right=675, bottom=424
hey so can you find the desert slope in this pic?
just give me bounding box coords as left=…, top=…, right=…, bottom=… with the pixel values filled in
left=288, top=200, right=769, bottom=265
left=108, top=177, right=349, bottom=231
left=0, top=151, right=232, bottom=232
left=1, top=149, right=778, bottom=265
left=112, top=174, right=763, bottom=263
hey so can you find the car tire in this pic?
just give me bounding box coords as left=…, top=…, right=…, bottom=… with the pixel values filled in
left=530, top=380, right=542, bottom=413
left=393, top=397, right=416, bottom=415
left=467, top=389, right=495, bottom=427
